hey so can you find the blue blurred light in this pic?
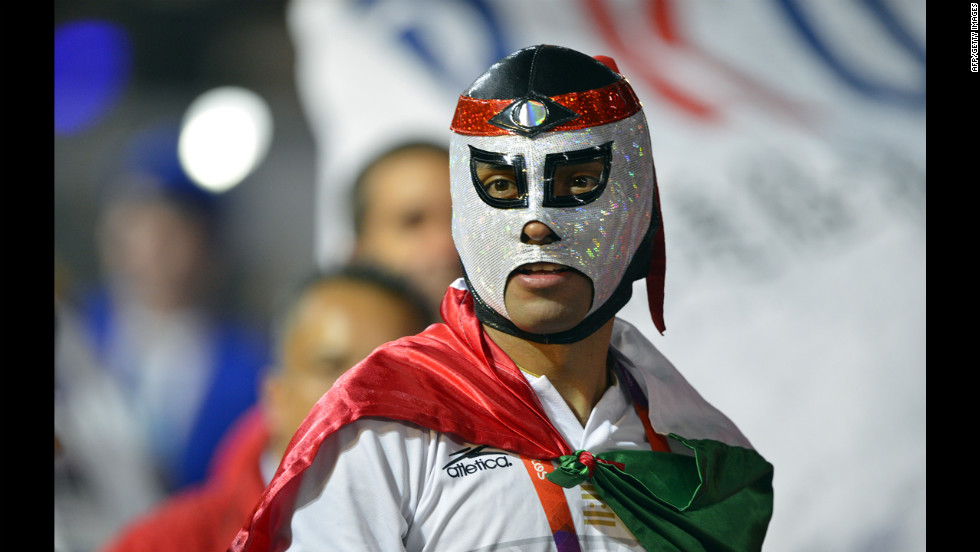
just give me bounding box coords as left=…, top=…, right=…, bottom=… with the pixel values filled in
left=54, top=19, right=132, bottom=135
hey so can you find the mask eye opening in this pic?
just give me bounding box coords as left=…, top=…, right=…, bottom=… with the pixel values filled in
left=468, top=146, right=529, bottom=209
left=542, top=141, right=613, bottom=207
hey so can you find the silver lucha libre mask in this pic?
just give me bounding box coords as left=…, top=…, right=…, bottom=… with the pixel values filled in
left=449, top=45, right=665, bottom=344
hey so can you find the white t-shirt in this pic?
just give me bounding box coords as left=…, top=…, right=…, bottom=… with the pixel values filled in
left=286, top=369, right=691, bottom=551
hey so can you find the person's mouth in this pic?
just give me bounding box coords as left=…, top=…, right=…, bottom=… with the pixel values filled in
left=509, top=262, right=579, bottom=289
left=515, top=262, right=572, bottom=275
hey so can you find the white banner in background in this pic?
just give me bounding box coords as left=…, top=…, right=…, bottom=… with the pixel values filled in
left=288, top=1, right=925, bottom=550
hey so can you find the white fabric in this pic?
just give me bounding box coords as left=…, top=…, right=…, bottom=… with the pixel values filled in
left=289, top=373, right=644, bottom=551
left=55, top=304, right=166, bottom=552
left=103, top=301, right=215, bottom=471
left=285, top=317, right=750, bottom=551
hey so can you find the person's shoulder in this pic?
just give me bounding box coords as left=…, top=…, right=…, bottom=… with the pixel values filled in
left=610, top=317, right=754, bottom=450
left=361, top=320, right=459, bottom=362
left=610, top=317, right=672, bottom=367
left=207, top=407, right=268, bottom=481
left=335, top=416, right=440, bottom=440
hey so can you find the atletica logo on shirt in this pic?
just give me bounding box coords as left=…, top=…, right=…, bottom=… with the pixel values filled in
left=442, top=445, right=515, bottom=478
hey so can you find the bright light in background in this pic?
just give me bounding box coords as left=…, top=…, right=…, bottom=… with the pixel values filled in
left=178, top=86, right=273, bottom=193
left=54, top=19, right=132, bottom=135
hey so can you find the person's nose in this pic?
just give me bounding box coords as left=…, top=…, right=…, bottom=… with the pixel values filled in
left=521, top=221, right=560, bottom=245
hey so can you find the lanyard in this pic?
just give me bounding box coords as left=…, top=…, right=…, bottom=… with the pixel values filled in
left=520, top=456, right=582, bottom=552
left=616, top=360, right=672, bottom=453
left=520, top=359, right=669, bottom=550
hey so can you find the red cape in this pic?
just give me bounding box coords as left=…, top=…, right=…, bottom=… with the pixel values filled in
left=230, top=287, right=575, bottom=552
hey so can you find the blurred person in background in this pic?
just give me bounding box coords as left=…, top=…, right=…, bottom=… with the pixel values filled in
left=97, top=265, right=431, bottom=552
left=79, top=156, right=270, bottom=496
left=56, top=259, right=166, bottom=552
left=348, top=141, right=461, bottom=316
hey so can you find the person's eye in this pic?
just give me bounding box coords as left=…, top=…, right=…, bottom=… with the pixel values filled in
left=399, top=210, right=425, bottom=230
left=553, top=160, right=604, bottom=197
left=475, top=161, right=523, bottom=201
left=568, top=175, right=600, bottom=195
left=484, top=177, right=519, bottom=199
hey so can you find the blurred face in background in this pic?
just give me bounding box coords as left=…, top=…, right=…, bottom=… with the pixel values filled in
left=98, top=196, right=211, bottom=311
left=352, top=148, right=461, bottom=312
left=261, top=278, right=428, bottom=459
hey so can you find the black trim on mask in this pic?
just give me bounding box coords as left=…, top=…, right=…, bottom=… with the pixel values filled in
left=543, top=142, right=612, bottom=207
left=464, top=204, right=659, bottom=345
left=488, top=95, right=580, bottom=138
left=469, top=146, right=529, bottom=209
left=469, top=146, right=527, bottom=209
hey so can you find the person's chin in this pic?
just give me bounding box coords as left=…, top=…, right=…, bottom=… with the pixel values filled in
left=510, top=314, right=579, bottom=336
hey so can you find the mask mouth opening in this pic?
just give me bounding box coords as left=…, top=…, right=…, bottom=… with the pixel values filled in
left=463, top=204, right=656, bottom=345
left=502, top=263, right=596, bottom=320
left=498, top=262, right=598, bottom=336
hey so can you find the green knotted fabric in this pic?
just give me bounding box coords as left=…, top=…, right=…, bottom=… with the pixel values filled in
left=546, top=434, right=774, bottom=552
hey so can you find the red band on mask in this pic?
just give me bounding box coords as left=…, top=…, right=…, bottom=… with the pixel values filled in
left=450, top=80, right=643, bottom=136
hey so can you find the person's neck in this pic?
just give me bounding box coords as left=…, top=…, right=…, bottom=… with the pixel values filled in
left=484, top=320, right=615, bottom=427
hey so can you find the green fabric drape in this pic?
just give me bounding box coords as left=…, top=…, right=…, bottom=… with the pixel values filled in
left=546, top=434, right=774, bottom=552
